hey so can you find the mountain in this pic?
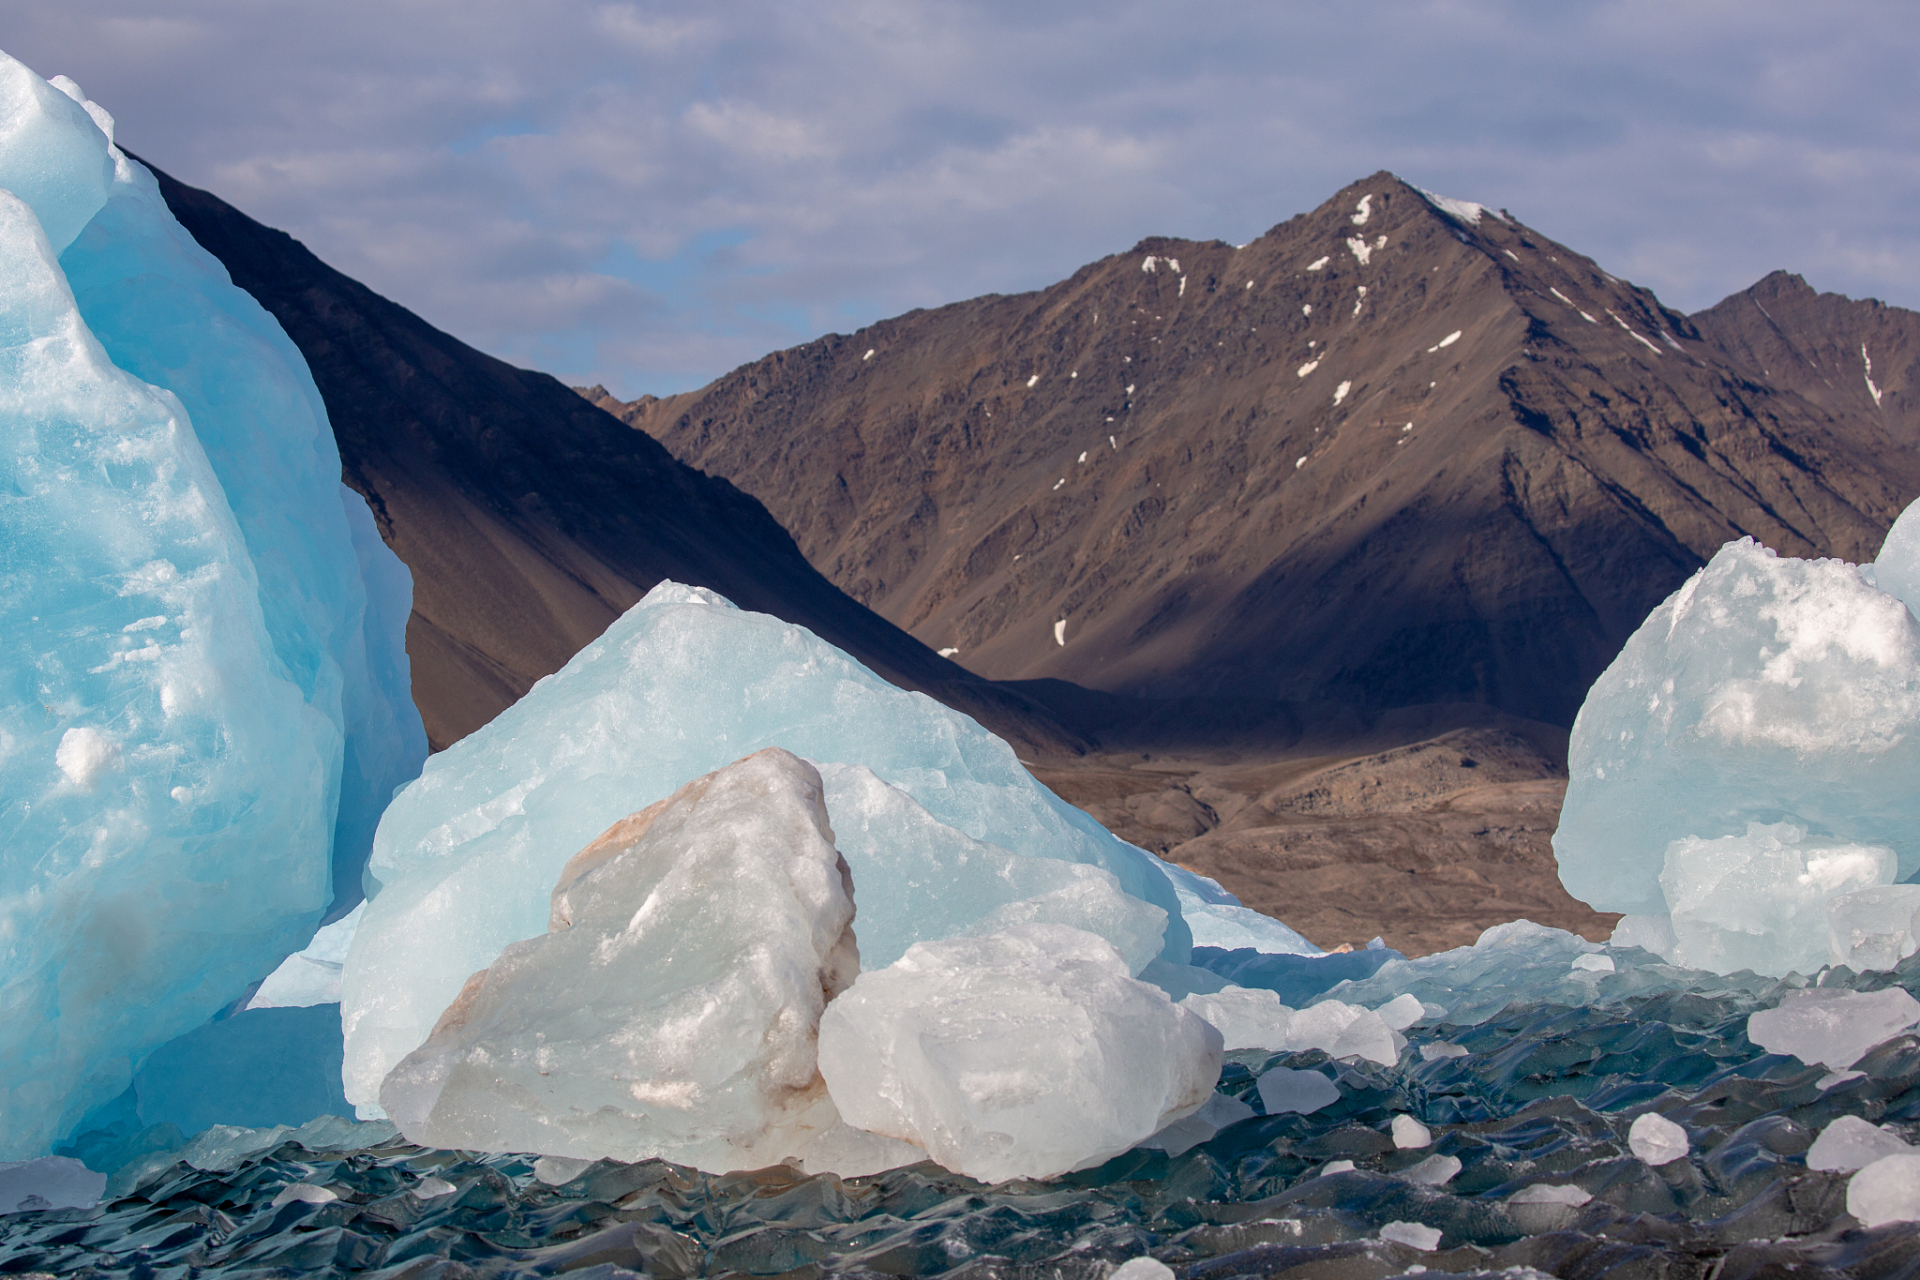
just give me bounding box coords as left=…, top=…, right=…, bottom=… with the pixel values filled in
left=593, top=173, right=1920, bottom=728
left=142, top=159, right=1081, bottom=756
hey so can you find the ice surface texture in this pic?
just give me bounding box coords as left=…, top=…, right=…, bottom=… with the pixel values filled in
left=0, top=52, right=424, bottom=1158
left=817, top=923, right=1222, bottom=1182
left=342, top=582, right=1191, bottom=1115
left=1555, top=537, right=1920, bottom=963
left=381, top=749, right=857, bottom=1172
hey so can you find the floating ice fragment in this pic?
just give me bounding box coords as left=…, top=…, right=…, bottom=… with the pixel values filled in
left=1181, top=987, right=1294, bottom=1050
left=1510, top=1183, right=1591, bottom=1206
left=1320, top=1159, right=1356, bottom=1176
left=1848, top=1153, right=1920, bottom=1227
left=1506, top=1183, right=1592, bottom=1232
left=801, top=1123, right=928, bottom=1178
left=1809, top=1116, right=1914, bottom=1172
left=412, top=1175, right=458, bottom=1198
left=1287, top=999, right=1397, bottom=1064
left=1555, top=537, right=1920, bottom=932
left=1628, top=1112, right=1689, bottom=1165
left=1110, top=1258, right=1176, bottom=1280
left=818, top=924, right=1222, bottom=1183
left=1828, top=885, right=1920, bottom=971
left=1748, top=986, right=1920, bottom=1069
left=1819, top=1070, right=1866, bottom=1091
left=1380, top=1221, right=1442, bottom=1250
left=1375, top=993, right=1425, bottom=1030
left=1420, top=1042, right=1469, bottom=1061
left=1402, top=1154, right=1460, bottom=1186
left=270, top=1183, right=338, bottom=1209
left=379, top=749, right=856, bottom=1171
left=1610, top=913, right=1678, bottom=956
left=1256, top=1066, right=1338, bottom=1115
left=1392, top=1115, right=1433, bottom=1149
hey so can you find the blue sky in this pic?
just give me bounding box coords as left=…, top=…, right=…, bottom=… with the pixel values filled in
left=11, top=1, right=1917, bottom=397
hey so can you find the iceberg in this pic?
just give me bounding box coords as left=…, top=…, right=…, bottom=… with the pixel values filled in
left=1555, top=536, right=1920, bottom=942
left=342, top=582, right=1193, bottom=1116
left=380, top=750, right=856, bottom=1171
left=816, top=923, right=1222, bottom=1183
left=0, top=51, right=424, bottom=1158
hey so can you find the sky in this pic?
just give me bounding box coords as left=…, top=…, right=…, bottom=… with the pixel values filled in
left=9, top=1, right=1917, bottom=398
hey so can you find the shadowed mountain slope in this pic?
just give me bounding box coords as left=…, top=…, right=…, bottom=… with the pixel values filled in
left=143, top=158, right=1081, bottom=754
left=595, top=173, right=1920, bottom=726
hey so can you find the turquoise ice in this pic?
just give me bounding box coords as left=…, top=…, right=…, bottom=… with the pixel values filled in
left=0, top=51, right=423, bottom=1158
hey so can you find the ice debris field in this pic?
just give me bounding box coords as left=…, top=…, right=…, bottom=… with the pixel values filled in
left=10, top=49, right=1920, bottom=1280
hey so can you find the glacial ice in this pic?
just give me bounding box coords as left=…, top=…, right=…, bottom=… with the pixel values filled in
left=1555, top=537, right=1920, bottom=934
left=1137, top=1091, right=1256, bottom=1157
left=1255, top=1066, right=1340, bottom=1115
left=1179, top=986, right=1295, bottom=1051
left=0, top=51, right=423, bottom=1159
left=1808, top=1115, right=1914, bottom=1172
left=1627, top=1111, right=1688, bottom=1165
left=1746, top=986, right=1920, bottom=1069
left=816, top=924, right=1222, bottom=1183
left=1660, top=822, right=1893, bottom=975
left=1848, top=1153, right=1920, bottom=1228
left=59, top=120, right=427, bottom=916
left=380, top=750, right=856, bottom=1172
left=342, top=582, right=1191, bottom=1116
left=248, top=903, right=364, bottom=1009
left=1828, top=885, right=1920, bottom=971
left=1161, top=862, right=1322, bottom=955
left=1391, top=1114, right=1432, bottom=1149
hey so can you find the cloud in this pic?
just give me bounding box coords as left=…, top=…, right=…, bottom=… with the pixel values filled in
left=9, top=0, right=1917, bottom=396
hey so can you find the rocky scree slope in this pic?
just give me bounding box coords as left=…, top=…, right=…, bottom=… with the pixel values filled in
left=145, top=159, right=1081, bottom=755
left=595, top=173, right=1920, bottom=727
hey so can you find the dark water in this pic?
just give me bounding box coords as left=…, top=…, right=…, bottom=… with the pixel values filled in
left=7, top=967, right=1920, bottom=1280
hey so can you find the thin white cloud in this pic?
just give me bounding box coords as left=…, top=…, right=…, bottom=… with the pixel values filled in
left=7, top=0, right=1918, bottom=395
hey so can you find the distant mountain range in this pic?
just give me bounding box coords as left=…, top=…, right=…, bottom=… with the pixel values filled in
left=588, top=173, right=1920, bottom=727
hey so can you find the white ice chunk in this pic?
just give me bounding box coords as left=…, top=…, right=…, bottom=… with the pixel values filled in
left=411, top=1175, right=457, bottom=1198
left=1571, top=953, right=1615, bottom=972
left=1848, top=1153, right=1920, bottom=1227
left=1420, top=1042, right=1469, bottom=1061
left=1661, top=823, right=1894, bottom=976
left=1506, top=1182, right=1592, bottom=1232
left=0, top=51, right=113, bottom=252
left=817, top=924, right=1223, bottom=1183
left=1828, top=885, right=1920, bottom=971
left=1256, top=1066, right=1338, bottom=1115
left=378, top=749, right=857, bottom=1171
left=1380, top=1221, right=1442, bottom=1250
left=1510, top=1183, right=1591, bottom=1206
left=1555, top=537, right=1920, bottom=936
left=1181, top=986, right=1295, bottom=1051
left=1610, top=913, right=1678, bottom=957
left=1402, top=1154, right=1460, bottom=1186
left=1375, top=993, right=1425, bottom=1030
left=1161, top=862, right=1322, bottom=955
left=1392, top=1115, right=1433, bottom=1149
left=342, top=582, right=1189, bottom=1117
left=1110, top=1259, right=1175, bottom=1280
left=1285, top=1000, right=1399, bottom=1065
left=819, top=763, right=1167, bottom=973
left=531, top=1157, right=592, bottom=1186
left=1874, top=498, right=1920, bottom=616
left=1628, top=1112, right=1689, bottom=1165
left=801, top=1122, right=928, bottom=1178
left=250, top=902, right=366, bottom=1009
left=1747, top=986, right=1920, bottom=1069
left=1809, top=1116, right=1914, bottom=1172
left=270, top=1183, right=338, bottom=1209
left=0, top=1156, right=106, bottom=1213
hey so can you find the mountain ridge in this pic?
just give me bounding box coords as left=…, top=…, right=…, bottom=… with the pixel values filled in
left=594, top=172, right=1920, bottom=727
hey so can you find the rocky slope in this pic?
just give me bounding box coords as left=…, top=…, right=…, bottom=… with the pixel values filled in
left=596, top=173, right=1920, bottom=727
left=145, top=159, right=1079, bottom=755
